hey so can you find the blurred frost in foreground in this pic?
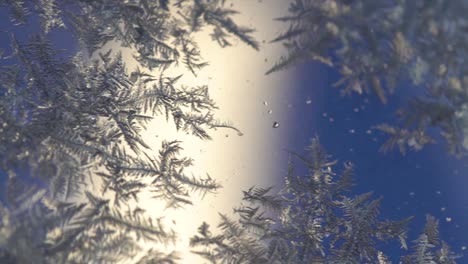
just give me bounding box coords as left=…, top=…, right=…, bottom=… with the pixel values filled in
left=269, top=0, right=468, bottom=157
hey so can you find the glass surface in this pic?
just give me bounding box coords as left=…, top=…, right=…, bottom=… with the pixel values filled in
left=0, top=1, right=466, bottom=263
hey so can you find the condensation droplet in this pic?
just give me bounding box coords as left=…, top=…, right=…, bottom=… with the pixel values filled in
left=445, top=217, right=452, bottom=222
left=273, top=121, right=279, bottom=128
left=306, top=99, right=312, bottom=104
left=263, top=101, right=268, bottom=106
left=268, top=109, right=272, bottom=114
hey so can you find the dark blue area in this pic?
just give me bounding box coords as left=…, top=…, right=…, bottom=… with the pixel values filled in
left=286, top=61, right=468, bottom=261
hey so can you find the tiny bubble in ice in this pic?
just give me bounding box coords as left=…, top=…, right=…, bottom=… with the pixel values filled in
left=273, top=121, right=279, bottom=128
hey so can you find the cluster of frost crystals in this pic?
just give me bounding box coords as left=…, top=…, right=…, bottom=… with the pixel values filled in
left=0, top=0, right=260, bottom=263
left=191, top=138, right=460, bottom=263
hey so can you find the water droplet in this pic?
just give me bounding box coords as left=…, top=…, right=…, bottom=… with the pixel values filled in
left=263, top=101, right=268, bottom=106
left=306, top=99, right=312, bottom=104
left=272, top=121, right=279, bottom=128
left=462, top=246, right=466, bottom=251
left=329, top=117, right=334, bottom=122
left=268, top=109, right=272, bottom=114
left=366, top=129, right=372, bottom=134
left=435, top=190, right=441, bottom=195
left=349, top=129, right=355, bottom=134
left=287, top=103, right=292, bottom=108
left=441, top=207, right=446, bottom=212
left=445, top=217, right=452, bottom=222
left=353, top=108, right=359, bottom=112
left=322, top=112, right=328, bottom=117
left=409, top=192, right=415, bottom=196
